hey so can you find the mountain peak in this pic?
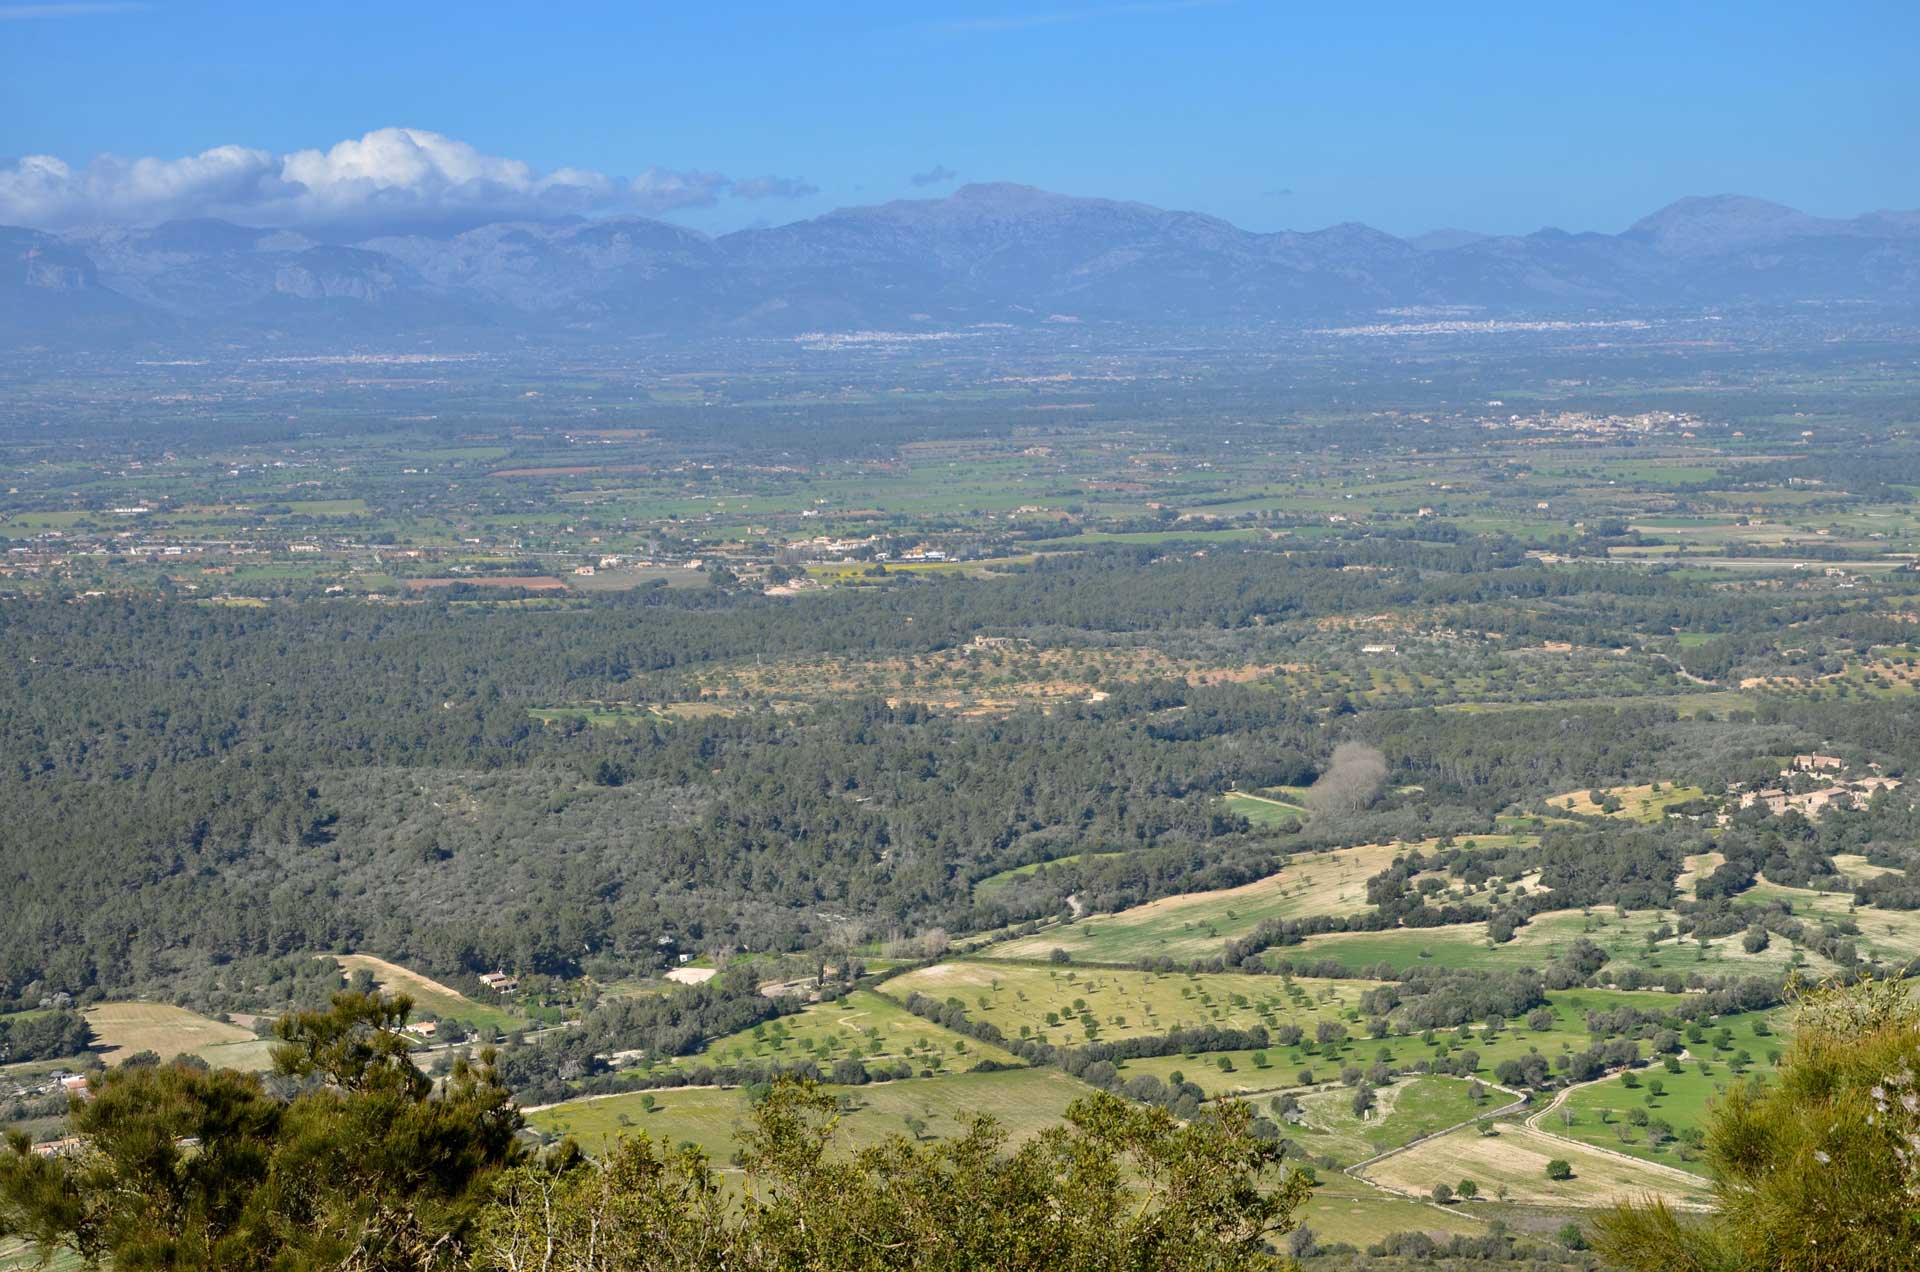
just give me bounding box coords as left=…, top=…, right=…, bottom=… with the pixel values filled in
left=1408, top=228, right=1488, bottom=252
left=1624, top=194, right=1832, bottom=255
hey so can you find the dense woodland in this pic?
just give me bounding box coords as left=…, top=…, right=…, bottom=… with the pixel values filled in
left=5, top=537, right=1919, bottom=1020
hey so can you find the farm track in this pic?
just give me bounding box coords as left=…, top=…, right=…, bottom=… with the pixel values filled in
left=1521, top=1065, right=1716, bottom=1204
left=1343, top=1080, right=1529, bottom=1181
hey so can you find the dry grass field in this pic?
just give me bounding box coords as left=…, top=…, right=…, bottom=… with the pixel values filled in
left=529, top=1067, right=1101, bottom=1160
left=980, top=842, right=1405, bottom=963
left=84, top=1002, right=265, bottom=1067
left=1359, top=1123, right=1715, bottom=1209
left=1674, top=851, right=1727, bottom=898
left=332, top=954, right=520, bottom=1031
left=1547, top=783, right=1708, bottom=822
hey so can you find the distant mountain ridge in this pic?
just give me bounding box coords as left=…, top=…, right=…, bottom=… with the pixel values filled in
left=5, top=187, right=1918, bottom=345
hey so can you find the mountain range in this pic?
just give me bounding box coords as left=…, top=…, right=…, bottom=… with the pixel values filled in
left=5, top=186, right=1918, bottom=346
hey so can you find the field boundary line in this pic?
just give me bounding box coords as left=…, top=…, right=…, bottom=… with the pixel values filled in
left=1344, top=1078, right=1528, bottom=1181
left=1522, top=1065, right=1716, bottom=1194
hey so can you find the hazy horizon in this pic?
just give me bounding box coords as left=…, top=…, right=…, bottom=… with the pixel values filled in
left=3, top=0, right=1915, bottom=239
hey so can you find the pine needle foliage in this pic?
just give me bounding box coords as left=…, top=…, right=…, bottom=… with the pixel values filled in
left=1594, top=978, right=1920, bottom=1272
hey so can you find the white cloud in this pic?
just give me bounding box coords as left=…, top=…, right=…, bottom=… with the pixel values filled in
left=629, top=167, right=733, bottom=213
left=731, top=175, right=820, bottom=201
left=0, top=128, right=816, bottom=230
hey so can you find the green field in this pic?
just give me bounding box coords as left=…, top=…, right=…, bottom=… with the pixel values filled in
left=1298, top=1172, right=1488, bottom=1244
left=529, top=1067, right=1103, bottom=1159
left=972, top=852, right=1126, bottom=901
left=1281, top=903, right=1832, bottom=980
left=979, top=842, right=1407, bottom=963
left=1109, top=1047, right=1308, bottom=1099
left=1286, top=1075, right=1499, bottom=1167
left=1221, top=790, right=1307, bottom=827
left=885, top=961, right=1382, bottom=1050
left=1552, top=1009, right=1784, bottom=1174
left=661, top=988, right=1023, bottom=1074
left=1547, top=783, right=1710, bottom=822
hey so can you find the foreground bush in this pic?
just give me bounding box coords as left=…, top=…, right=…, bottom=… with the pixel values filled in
left=0, top=992, right=522, bottom=1270
left=477, top=1081, right=1312, bottom=1272
left=1595, top=978, right=1920, bottom=1271
left=3, top=990, right=1311, bottom=1269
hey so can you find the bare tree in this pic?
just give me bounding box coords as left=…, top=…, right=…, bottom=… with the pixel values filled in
left=1305, top=742, right=1388, bottom=818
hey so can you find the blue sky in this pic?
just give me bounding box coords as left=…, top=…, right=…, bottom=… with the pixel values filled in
left=2, top=0, right=1914, bottom=236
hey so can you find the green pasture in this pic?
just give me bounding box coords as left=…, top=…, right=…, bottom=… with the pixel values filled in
left=528, top=1066, right=1102, bottom=1159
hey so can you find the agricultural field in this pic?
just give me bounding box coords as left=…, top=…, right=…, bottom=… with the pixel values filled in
left=972, top=852, right=1126, bottom=902
left=1221, top=789, right=1308, bottom=827
left=15, top=337, right=1920, bottom=1258
left=1296, top=1173, right=1489, bottom=1245
left=331, top=954, right=522, bottom=1033
left=527, top=1067, right=1102, bottom=1160
left=1546, top=783, right=1711, bottom=821
left=1284, top=1074, right=1504, bottom=1167
left=1551, top=1009, right=1784, bottom=1174
left=1108, top=1047, right=1309, bottom=1099
left=83, top=1003, right=274, bottom=1070
left=1280, top=902, right=1837, bottom=981
left=659, top=988, right=1023, bottom=1074
left=1740, top=879, right=1920, bottom=972
left=979, top=842, right=1409, bottom=963
left=885, top=961, right=1382, bottom=1049
left=1358, top=1122, right=1716, bottom=1210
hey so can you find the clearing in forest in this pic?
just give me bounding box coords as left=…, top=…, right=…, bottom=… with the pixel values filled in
left=1221, top=789, right=1308, bottom=827
left=1674, top=851, right=1726, bottom=899
left=84, top=1002, right=267, bottom=1068
left=332, top=954, right=520, bottom=1031
left=1832, top=851, right=1902, bottom=881
left=978, top=841, right=1405, bottom=963
left=1547, top=783, right=1707, bottom=822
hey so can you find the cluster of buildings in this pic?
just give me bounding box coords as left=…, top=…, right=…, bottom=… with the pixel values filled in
left=1737, top=753, right=1903, bottom=819
left=1482, top=409, right=1706, bottom=438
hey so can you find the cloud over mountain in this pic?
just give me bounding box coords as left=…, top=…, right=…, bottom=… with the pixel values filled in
left=910, top=165, right=959, bottom=187
left=0, top=128, right=814, bottom=230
